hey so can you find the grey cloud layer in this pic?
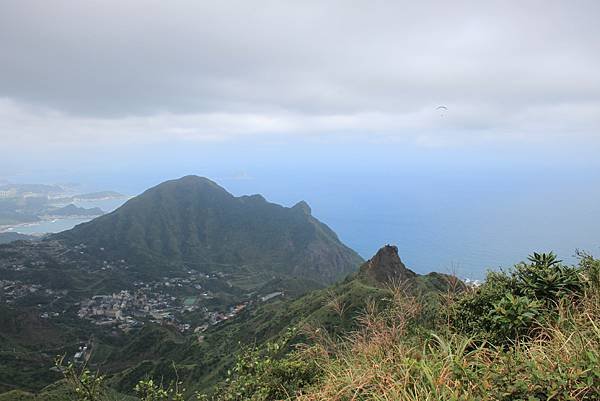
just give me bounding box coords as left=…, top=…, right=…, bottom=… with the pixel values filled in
left=0, top=0, right=599, bottom=145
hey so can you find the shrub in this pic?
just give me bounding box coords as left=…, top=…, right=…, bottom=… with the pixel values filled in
left=489, top=293, right=543, bottom=340
left=134, top=378, right=185, bottom=401
left=514, top=252, right=584, bottom=302
left=56, top=356, right=106, bottom=401
left=452, top=252, right=589, bottom=344
left=294, top=253, right=600, bottom=401
left=201, top=328, right=320, bottom=401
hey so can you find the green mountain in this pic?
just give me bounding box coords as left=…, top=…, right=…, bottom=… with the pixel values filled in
left=0, top=176, right=365, bottom=394
left=53, top=176, right=362, bottom=283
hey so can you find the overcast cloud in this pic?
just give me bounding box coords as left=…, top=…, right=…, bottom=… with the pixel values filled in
left=1, top=0, right=599, bottom=149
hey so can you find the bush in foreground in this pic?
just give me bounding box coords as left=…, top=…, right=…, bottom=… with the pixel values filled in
left=293, top=252, right=600, bottom=400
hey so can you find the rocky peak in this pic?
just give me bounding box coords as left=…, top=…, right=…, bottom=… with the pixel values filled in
left=359, top=244, right=417, bottom=285
left=292, top=200, right=312, bottom=215
left=240, top=194, right=267, bottom=203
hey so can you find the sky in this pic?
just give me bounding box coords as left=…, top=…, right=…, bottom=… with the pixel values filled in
left=0, top=1, right=599, bottom=274
left=1, top=0, right=599, bottom=159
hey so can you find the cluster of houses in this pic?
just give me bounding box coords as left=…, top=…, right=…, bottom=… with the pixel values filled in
left=0, top=279, right=67, bottom=305
left=1, top=239, right=288, bottom=336
left=0, top=240, right=92, bottom=272
left=0, top=188, right=18, bottom=198
left=77, top=289, right=177, bottom=332
left=206, top=302, right=249, bottom=326
left=134, top=274, right=211, bottom=295
left=76, top=283, right=280, bottom=334
left=73, top=340, right=93, bottom=364
left=76, top=288, right=255, bottom=334
left=0, top=279, right=42, bottom=303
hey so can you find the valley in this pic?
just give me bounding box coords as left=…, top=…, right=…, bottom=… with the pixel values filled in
left=0, top=176, right=364, bottom=395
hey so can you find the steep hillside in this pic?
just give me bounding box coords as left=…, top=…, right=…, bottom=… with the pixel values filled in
left=0, top=243, right=459, bottom=399
left=53, top=176, right=362, bottom=283
left=106, top=245, right=458, bottom=395
left=197, top=251, right=600, bottom=401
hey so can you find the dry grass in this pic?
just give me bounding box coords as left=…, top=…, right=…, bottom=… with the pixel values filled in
left=295, top=281, right=600, bottom=401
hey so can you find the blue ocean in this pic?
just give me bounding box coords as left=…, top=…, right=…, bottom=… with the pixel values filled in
left=10, top=145, right=600, bottom=281
left=224, top=170, right=600, bottom=280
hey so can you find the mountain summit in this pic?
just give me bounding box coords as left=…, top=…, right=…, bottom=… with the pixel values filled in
left=53, top=175, right=362, bottom=283
left=359, top=244, right=417, bottom=284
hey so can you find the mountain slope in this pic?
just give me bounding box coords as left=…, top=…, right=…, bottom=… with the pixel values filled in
left=108, top=244, right=459, bottom=394
left=0, top=233, right=37, bottom=244
left=53, top=176, right=362, bottom=283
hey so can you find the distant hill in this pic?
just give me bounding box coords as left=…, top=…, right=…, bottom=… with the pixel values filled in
left=0, top=210, right=39, bottom=226
left=0, top=184, right=63, bottom=197
left=0, top=232, right=37, bottom=244
left=45, top=204, right=103, bottom=217
left=53, top=176, right=363, bottom=283
left=72, top=191, right=125, bottom=200
left=0, top=184, right=119, bottom=227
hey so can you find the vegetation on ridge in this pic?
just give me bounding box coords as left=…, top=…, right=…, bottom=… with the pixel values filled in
left=20, top=249, right=599, bottom=401
left=205, top=251, right=600, bottom=401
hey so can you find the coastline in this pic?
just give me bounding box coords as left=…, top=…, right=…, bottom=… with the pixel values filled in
left=0, top=195, right=130, bottom=235
left=0, top=214, right=103, bottom=234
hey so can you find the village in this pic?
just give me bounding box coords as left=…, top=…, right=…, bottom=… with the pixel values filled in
left=76, top=277, right=284, bottom=334
left=0, top=278, right=68, bottom=305
left=0, top=239, right=286, bottom=336
left=1, top=273, right=284, bottom=336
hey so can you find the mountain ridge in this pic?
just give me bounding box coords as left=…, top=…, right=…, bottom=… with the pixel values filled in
left=52, top=175, right=363, bottom=283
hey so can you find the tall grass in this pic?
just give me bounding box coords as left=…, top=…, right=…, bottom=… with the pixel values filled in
left=296, top=262, right=600, bottom=401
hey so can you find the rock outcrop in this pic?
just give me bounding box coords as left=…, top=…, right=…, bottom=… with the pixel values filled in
left=359, top=244, right=417, bottom=285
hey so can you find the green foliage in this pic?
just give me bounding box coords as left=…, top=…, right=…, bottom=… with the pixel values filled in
left=291, top=252, right=600, bottom=401
left=56, top=356, right=106, bottom=401
left=0, top=390, right=36, bottom=401
left=515, top=252, right=584, bottom=301
left=55, top=355, right=186, bottom=401
left=450, top=270, right=515, bottom=342
left=6, top=250, right=600, bottom=401
left=134, top=378, right=185, bottom=401
left=578, top=250, right=600, bottom=294
left=452, top=252, right=590, bottom=344
left=202, top=328, right=319, bottom=401
left=489, top=294, right=542, bottom=341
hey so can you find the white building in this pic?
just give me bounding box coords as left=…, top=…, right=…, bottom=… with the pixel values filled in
left=0, top=189, right=17, bottom=199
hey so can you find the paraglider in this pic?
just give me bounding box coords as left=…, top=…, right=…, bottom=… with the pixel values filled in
left=436, top=105, right=448, bottom=117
